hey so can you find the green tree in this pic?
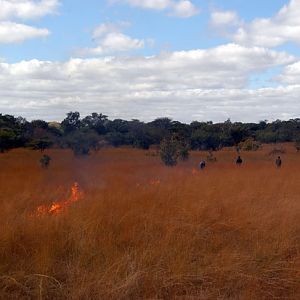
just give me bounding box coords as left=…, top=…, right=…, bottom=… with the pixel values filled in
left=191, top=130, right=220, bottom=150
left=81, top=113, right=108, bottom=134
left=230, top=126, right=248, bottom=145
left=28, top=138, right=53, bottom=152
left=127, top=120, right=153, bottom=150
left=0, top=128, right=18, bottom=152
left=61, top=112, right=81, bottom=133
left=66, top=129, right=100, bottom=156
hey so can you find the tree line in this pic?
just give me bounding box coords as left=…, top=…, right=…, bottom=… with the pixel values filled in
left=1, top=112, right=300, bottom=155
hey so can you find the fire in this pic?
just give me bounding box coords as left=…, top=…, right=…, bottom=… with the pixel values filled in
left=34, top=182, right=83, bottom=216
left=150, top=179, right=160, bottom=186
left=192, top=168, right=197, bottom=175
left=136, top=179, right=161, bottom=187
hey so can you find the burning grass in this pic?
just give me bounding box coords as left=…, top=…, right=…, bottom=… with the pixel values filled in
left=1, top=145, right=300, bottom=299
left=34, top=182, right=83, bottom=216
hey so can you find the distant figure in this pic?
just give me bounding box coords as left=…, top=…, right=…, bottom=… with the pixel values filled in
left=275, top=156, right=282, bottom=168
left=40, top=154, right=51, bottom=169
left=236, top=156, right=243, bottom=166
left=199, top=160, right=206, bottom=170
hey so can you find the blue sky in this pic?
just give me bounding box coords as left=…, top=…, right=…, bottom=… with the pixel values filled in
left=1, top=0, right=295, bottom=62
left=0, top=0, right=300, bottom=122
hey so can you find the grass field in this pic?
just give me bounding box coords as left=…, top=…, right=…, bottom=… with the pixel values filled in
left=1, top=145, right=300, bottom=299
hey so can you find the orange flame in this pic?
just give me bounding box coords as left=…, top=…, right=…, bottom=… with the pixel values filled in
left=149, top=179, right=160, bottom=186
left=34, top=182, right=83, bottom=216
left=192, top=168, right=197, bottom=175
left=136, top=179, right=161, bottom=188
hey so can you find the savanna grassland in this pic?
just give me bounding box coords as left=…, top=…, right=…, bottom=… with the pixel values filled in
left=1, top=145, right=300, bottom=299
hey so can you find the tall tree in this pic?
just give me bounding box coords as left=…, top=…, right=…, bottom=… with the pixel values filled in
left=81, top=113, right=108, bottom=135
left=61, top=112, right=81, bottom=133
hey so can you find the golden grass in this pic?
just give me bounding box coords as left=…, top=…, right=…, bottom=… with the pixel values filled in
left=1, top=145, right=300, bottom=299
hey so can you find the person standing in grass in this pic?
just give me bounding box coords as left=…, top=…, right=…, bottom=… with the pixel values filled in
left=275, top=156, right=282, bottom=168
left=199, top=160, right=206, bottom=170
left=40, top=154, right=51, bottom=169
left=236, top=155, right=243, bottom=166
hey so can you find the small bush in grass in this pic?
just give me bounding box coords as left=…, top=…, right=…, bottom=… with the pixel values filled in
left=178, top=140, right=190, bottom=161
left=207, top=150, right=217, bottom=162
left=295, top=138, right=300, bottom=152
left=268, top=146, right=286, bottom=156
left=159, top=136, right=179, bottom=166
left=160, top=135, right=190, bottom=166
left=239, top=138, right=261, bottom=151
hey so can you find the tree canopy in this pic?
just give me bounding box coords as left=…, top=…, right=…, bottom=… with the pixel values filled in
left=1, top=112, right=300, bottom=154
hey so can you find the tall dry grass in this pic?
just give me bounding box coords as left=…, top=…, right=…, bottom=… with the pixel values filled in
left=1, top=145, right=300, bottom=299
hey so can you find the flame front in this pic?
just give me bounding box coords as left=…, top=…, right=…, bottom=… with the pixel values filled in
left=192, top=168, right=197, bottom=175
left=150, top=179, right=160, bottom=186
left=35, top=182, right=83, bottom=216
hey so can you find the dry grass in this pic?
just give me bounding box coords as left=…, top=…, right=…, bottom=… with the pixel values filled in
left=1, top=145, right=300, bottom=299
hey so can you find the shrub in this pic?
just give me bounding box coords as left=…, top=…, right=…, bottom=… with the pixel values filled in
left=268, top=146, right=286, bottom=156
left=66, top=129, right=100, bottom=156
left=239, top=138, right=261, bottom=151
left=178, top=139, right=190, bottom=161
left=27, top=138, right=53, bottom=152
left=207, top=150, right=217, bottom=162
left=0, top=128, right=18, bottom=152
left=295, top=138, right=300, bottom=152
left=159, top=136, right=179, bottom=166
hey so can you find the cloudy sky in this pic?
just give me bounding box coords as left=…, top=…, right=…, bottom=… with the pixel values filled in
left=1, top=0, right=300, bottom=122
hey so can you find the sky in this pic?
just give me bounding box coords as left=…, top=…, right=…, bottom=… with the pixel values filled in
left=1, top=0, right=300, bottom=123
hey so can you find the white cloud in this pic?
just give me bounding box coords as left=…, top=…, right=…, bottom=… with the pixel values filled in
left=0, top=0, right=59, bottom=44
left=211, top=0, right=300, bottom=47
left=278, top=61, right=300, bottom=85
left=0, top=0, right=59, bottom=20
left=0, top=21, right=49, bottom=43
left=210, top=10, right=240, bottom=27
left=80, top=22, right=145, bottom=56
left=169, top=0, right=198, bottom=18
left=115, top=0, right=171, bottom=10
left=111, top=0, right=198, bottom=18
left=92, top=22, right=130, bottom=40
left=82, top=32, right=145, bottom=55
left=0, top=44, right=296, bottom=122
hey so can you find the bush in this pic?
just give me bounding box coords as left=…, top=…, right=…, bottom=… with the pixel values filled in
left=178, top=139, right=190, bottom=161
left=268, top=146, right=286, bottom=156
left=207, top=150, right=217, bottom=162
left=159, top=135, right=190, bottom=166
left=0, top=128, right=18, bottom=152
left=159, top=136, right=179, bottom=166
left=27, top=138, right=53, bottom=152
left=295, top=138, right=300, bottom=152
left=239, top=138, right=261, bottom=151
left=178, top=146, right=189, bottom=161
left=66, top=130, right=100, bottom=156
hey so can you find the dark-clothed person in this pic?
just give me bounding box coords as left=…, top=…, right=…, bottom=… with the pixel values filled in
left=236, top=156, right=243, bottom=166
left=276, top=156, right=282, bottom=168
left=199, top=160, right=206, bottom=170
left=40, top=155, right=51, bottom=169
